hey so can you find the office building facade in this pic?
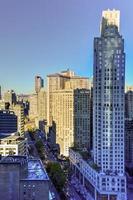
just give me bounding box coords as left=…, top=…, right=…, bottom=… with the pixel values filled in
left=52, top=89, right=91, bottom=156
left=0, top=135, right=27, bottom=156
left=70, top=10, right=127, bottom=200
left=0, top=86, right=1, bottom=100
left=0, top=110, right=17, bottom=135
left=125, top=119, right=133, bottom=165
left=13, top=104, right=25, bottom=136
left=125, top=91, right=133, bottom=119
left=47, top=69, right=92, bottom=126
left=3, top=90, right=17, bottom=106
left=29, top=93, right=38, bottom=120
left=37, top=88, right=47, bottom=121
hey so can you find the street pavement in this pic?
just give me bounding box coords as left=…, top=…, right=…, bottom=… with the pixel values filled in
left=25, top=131, right=39, bottom=158
left=67, top=182, right=82, bottom=200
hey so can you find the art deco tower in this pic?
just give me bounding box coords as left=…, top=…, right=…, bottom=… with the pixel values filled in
left=93, top=9, right=127, bottom=199
left=69, top=9, right=127, bottom=200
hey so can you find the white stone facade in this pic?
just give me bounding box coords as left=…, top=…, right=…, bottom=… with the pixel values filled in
left=69, top=149, right=127, bottom=200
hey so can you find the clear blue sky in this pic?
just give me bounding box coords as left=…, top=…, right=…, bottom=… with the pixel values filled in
left=0, top=0, right=132, bottom=93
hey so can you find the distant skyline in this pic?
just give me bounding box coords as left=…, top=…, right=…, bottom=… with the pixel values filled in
left=0, top=0, right=133, bottom=93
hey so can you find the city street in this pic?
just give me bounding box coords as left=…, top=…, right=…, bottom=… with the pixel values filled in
left=26, top=130, right=95, bottom=200
left=25, top=131, right=39, bottom=158
left=26, top=130, right=60, bottom=200
left=66, top=182, right=82, bottom=200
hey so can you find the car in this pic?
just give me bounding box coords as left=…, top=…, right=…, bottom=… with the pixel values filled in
left=66, top=193, right=70, bottom=197
left=51, top=192, right=55, bottom=198
left=80, top=190, right=84, bottom=195
left=49, top=192, right=52, bottom=200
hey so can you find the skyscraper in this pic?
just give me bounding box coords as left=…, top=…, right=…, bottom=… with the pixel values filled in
left=52, top=89, right=91, bottom=156
left=35, top=76, right=44, bottom=93
left=0, top=86, right=2, bottom=100
left=29, top=93, right=38, bottom=120
left=47, top=71, right=69, bottom=126
left=125, top=91, right=133, bottom=119
left=37, top=88, right=47, bottom=121
left=93, top=8, right=125, bottom=174
left=3, top=90, right=17, bottom=106
left=13, top=104, right=24, bottom=136
left=93, top=9, right=126, bottom=199
left=69, top=9, right=127, bottom=200
left=0, top=110, right=17, bottom=135
left=125, top=119, right=133, bottom=165
left=47, top=69, right=92, bottom=126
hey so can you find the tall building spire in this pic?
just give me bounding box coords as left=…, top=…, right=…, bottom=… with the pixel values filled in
left=101, top=9, right=120, bottom=34
left=35, top=75, right=44, bottom=93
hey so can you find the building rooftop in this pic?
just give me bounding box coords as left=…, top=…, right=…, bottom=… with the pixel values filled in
left=24, top=159, right=49, bottom=181
left=0, top=132, right=18, bottom=139
left=0, top=156, right=49, bottom=181
left=70, top=148, right=123, bottom=175
left=47, top=72, right=89, bottom=79
left=0, top=110, right=15, bottom=114
left=0, top=135, right=26, bottom=144
left=0, top=155, right=27, bottom=164
left=47, top=73, right=64, bottom=77
left=47, top=69, right=90, bottom=79
left=70, top=147, right=101, bottom=172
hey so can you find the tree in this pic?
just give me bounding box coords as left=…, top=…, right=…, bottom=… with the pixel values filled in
left=46, top=162, right=66, bottom=192
left=35, top=140, right=44, bottom=150
left=35, top=140, right=45, bottom=160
